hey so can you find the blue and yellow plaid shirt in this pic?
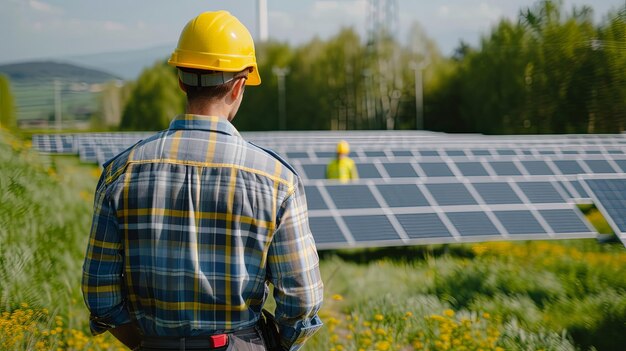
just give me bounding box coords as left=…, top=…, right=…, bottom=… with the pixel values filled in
left=82, top=114, right=323, bottom=350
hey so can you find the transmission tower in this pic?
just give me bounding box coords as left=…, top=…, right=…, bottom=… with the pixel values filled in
left=366, top=0, right=402, bottom=130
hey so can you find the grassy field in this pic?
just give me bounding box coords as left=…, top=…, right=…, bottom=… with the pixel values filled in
left=1, top=130, right=625, bottom=350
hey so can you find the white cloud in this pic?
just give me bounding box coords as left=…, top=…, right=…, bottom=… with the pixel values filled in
left=103, top=21, right=126, bottom=32
left=28, top=0, right=62, bottom=14
left=311, top=0, right=368, bottom=20
left=437, top=2, right=503, bottom=25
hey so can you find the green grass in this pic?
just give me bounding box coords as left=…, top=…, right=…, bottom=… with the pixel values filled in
left=1, top=131, right=626, bottom=350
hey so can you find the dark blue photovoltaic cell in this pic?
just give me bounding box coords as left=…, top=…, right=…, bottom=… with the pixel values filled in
left=584, top=178, right=626, bottom=231
left=425, top=183, right=478, bottom=206
left=391, top=150, right=413, bottom=157
left=552, top=160, right=584, bottom=175
left=517, top=182, right=565, bottom=203
left=343, top=215, right=401, bottom=242
left=304, top=185, right=328, bottom=210
left=309, top=217, right=346, bottom=244
left=455, top=162, right=489, bottom=176
left=522, top=150, right=533, bottom=155
left=302, top=164, right=327, bottom=180
left=326, top=185, right=379, bottom=209
left=607, top=149, right=624, bottom=154
left=420, top=162, right=455, bottom=177
left=558, top=181, right=574, bottom=198
left=489, top=161, right=522, bottom=176
left=583, top=160, right=616, bottom=173
left=354, top=163, right=382, bottom=178
left=538, top=150, right=556, bottom=155
left=364, top=150, right=386, bottom=157
left=613, top=159, right=626, bottom=172
left=376, top=184, right=429, bottom=207
left=569, top=180, right=589, bottom=198
left=445, top=150, right=466, bottom=157
left=496, top=149, right=516, bottom=155
left=315, top=151, right=336, bottom=158
left=446, top=212, right=500, bottom=236
left=396, top=213, right=452, bottom=239
left=286, top=151, right=309, bottom=159
left=471, top=149, right=491, bottom=156
left=521, top=160, right=554, bottom=175
left=493, top=211, right=546, bottom=235
left=538, top=209, right=591, bottom=233
left=382, top=162, right=418, bottom=178
left=473, top=182, right=522, bottom=204
left=419, top=150, right=440, bottom=157
left=585, top=150, right=602, bottom=154
left=562, top=150, right=579, bottom=154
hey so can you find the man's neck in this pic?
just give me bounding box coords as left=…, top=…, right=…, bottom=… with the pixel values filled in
left=186, top=100, right=230, bottom=119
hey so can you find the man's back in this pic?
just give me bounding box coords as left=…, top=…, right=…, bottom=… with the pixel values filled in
left=84, top=115, right=323, bottom=346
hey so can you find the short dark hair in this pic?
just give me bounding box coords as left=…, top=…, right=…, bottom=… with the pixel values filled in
left=179, top=67, right=250, bottom=102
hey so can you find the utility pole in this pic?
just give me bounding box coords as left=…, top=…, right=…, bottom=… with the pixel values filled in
left=257, top=0, right=268, bottom=42
left=272, top=66, right=289, bottom=130
left=54, top=79, right=62, bottom=130
left=410, top=60, right=428, bottom=130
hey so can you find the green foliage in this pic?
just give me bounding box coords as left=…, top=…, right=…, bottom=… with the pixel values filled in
left=0, top=74, right=17, bottom=129
left=119, top=61, right=185, bottom=130
left=429, top=0, right=626, bottom=134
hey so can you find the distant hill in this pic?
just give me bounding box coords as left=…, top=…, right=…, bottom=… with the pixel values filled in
left=0, top=61, right=121, bottom=84
left=64, top=44, right=173, bottom=80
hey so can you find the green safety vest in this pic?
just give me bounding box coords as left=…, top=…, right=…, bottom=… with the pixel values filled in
left=326, top=157, right=359, bottom=182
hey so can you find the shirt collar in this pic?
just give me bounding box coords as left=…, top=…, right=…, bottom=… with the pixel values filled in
left=168, top=114, right=241, bottom=137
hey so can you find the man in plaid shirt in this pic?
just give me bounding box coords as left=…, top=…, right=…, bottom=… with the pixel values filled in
left=82, top=11, right=323, bottom=351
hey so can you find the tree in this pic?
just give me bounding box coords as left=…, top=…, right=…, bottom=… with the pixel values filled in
left=0, top=74, right=17, bottom=130
left=119, top=62, right=185, bottom=131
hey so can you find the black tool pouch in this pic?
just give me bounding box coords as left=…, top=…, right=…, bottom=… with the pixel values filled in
left=257, top=309, right=282, bottom=351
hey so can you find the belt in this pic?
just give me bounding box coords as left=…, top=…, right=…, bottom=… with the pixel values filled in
left=139, top=326, right=258, bottom=351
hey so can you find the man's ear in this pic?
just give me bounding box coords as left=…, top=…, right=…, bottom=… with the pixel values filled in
left=231, top=77, right=246, bottom=100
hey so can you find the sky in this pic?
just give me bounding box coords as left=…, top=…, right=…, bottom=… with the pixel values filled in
left=1, top=0, right=623, bottom=65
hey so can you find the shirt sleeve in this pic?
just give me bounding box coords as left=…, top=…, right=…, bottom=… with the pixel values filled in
left=267, top=179, right=324, bottom=351
left=81, top=175, right=131, bottom=335
left=350, top=159, right=359, bottom=180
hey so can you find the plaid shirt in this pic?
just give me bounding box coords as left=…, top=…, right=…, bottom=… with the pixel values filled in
left=82, top=114, right=323, bottom=350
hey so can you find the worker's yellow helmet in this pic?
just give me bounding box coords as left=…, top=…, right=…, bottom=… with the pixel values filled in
left=336, top=140, right=350, bottom=155
left=168, top=11, right=261, bottom=86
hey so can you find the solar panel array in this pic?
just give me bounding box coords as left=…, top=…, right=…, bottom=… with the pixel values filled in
left=582, top=177, right=626, bottom=247
left=33, top=130, right=626, bottom=249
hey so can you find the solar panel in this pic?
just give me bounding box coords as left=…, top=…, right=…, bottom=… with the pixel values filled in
left=583, top=160, right=616, bottom=173
left=353, top=163, right=382, bottom=178
left=308, top=217, right=347, bottom=245
left=31, top=130, right=615, bottom=249
left=455, top=162, right=489, bottom=177
left=582, top=178, right=626, bottom=246
left=520, top=160, right=554, bottom=175
left=425, top=183, right=478, bottom=206
left=396, top=213, right=453, bottom=239
left=301, top=164, right=327, bottom=180
left=446, top=212, right=500, bottom=236
left=304, top=185, right=328, bottom=210
left=376, top=184, right=429, bottom=207
left=493, top=210, right=546, bottom=235
left=489, top=161, right=522, bottom=176
left=552, top=160, right=585, bottom=175
left=343, top=215, right=401, bottom=242
left=326, top=185, right=379, bottom=209
left=538, top=209, right=594, bottom=234
left=516, top=182, right=565, bottom=204
left=473, top=182, right=523, bottom=204
left=382, top=162, right=418, bottom=178
left=420, top=162, right=455, bottom=177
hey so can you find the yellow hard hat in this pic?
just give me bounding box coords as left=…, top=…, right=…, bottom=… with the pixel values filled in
left=168, top=11, right=261, bottom=86
left=337, top=140, right=350, bottom=155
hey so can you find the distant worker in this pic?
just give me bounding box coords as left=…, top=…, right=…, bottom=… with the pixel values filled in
left=326, top=140, right=359, bottom=182
left=82, top=10, right=323, bottom=351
